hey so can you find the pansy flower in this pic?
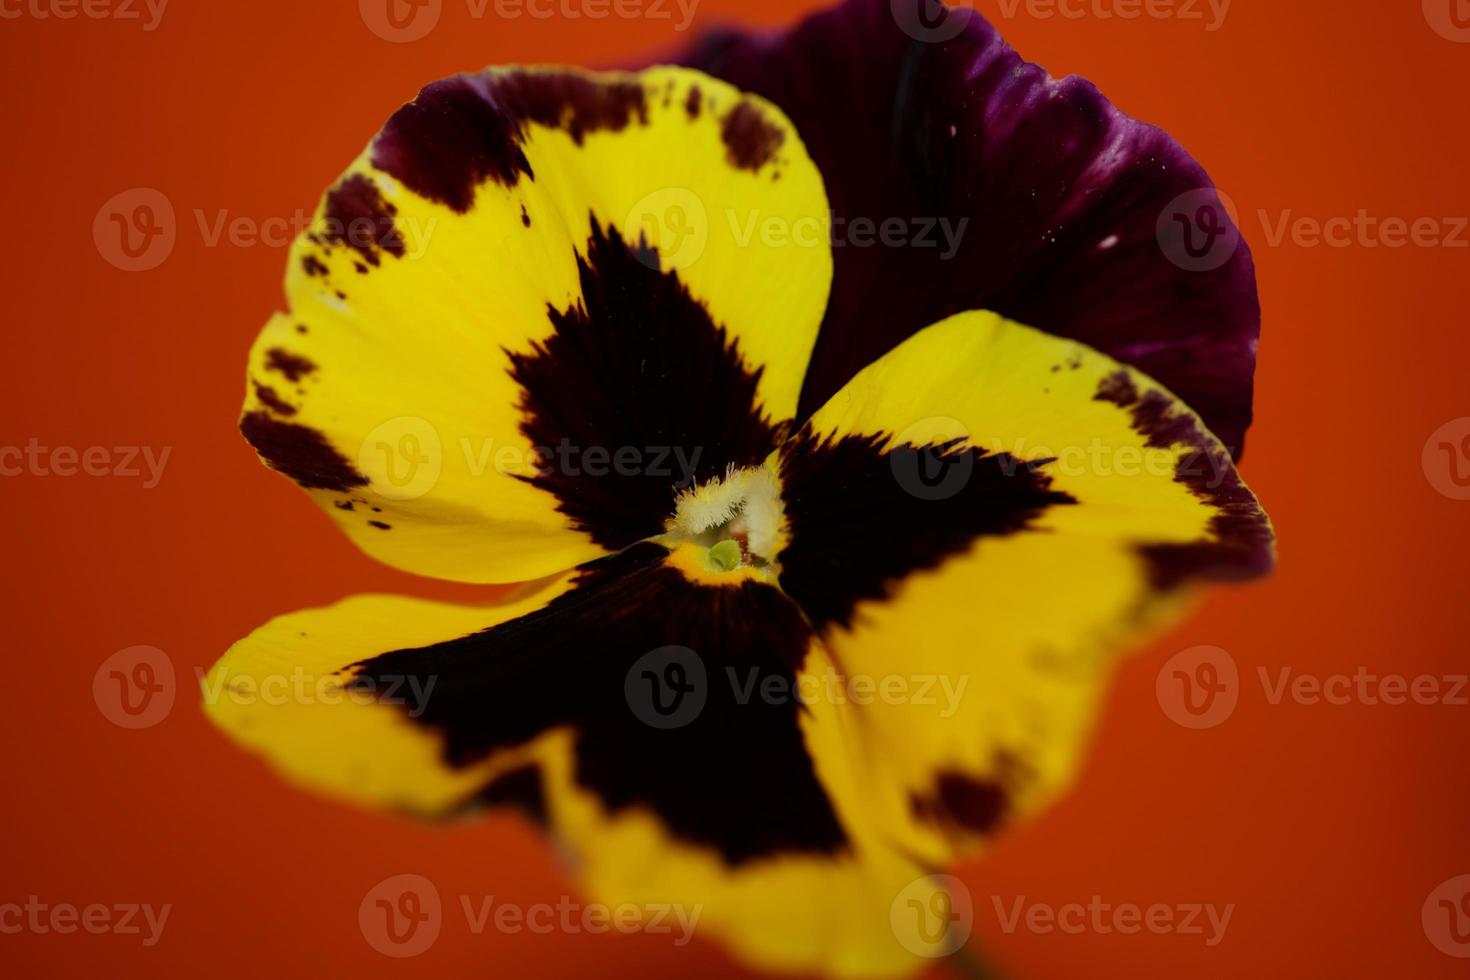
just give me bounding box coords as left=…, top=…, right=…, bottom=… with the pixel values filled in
left=206, top=1, right=1272, bottom=975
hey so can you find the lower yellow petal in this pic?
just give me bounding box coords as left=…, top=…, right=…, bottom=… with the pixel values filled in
left=777, top=310, right=1274, bottom=866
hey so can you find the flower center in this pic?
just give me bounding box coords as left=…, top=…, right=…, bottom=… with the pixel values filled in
left=662, top=465, right=786, bottom=578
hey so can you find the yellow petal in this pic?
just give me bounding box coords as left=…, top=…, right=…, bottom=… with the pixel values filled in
left=776, top=310, right=1274, bottom=866
left=206, top=545, right=941, bottom=977
left=241, top=66, right=831, bottom=583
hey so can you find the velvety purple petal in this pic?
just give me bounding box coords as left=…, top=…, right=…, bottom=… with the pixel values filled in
left=678, top=0, right=1260, bottom=456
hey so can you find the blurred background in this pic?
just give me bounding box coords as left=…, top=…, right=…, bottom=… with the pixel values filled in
left=1, top=0, right=1467, bottom=976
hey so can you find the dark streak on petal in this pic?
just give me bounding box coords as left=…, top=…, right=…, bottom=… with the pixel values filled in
left=368, top=520, right=392, bottom=530
left=507, top=219, right=783, bottom=551
left=253, top=382, right=297, bottom=417
left=778, top=430, right=1075, bottom=631
left=720, top=100, right=785, bottom=172
left=239, top=412, right=368, bottom=492
left=301, top=255, right=328, bottom=278
left=323, top=174, right=405, bottom=267
left=373, top=71, right=648, bottom=212
left=265, top=348, right=317, bottom=383
left=684, top=84, right=702, bottom=119
left=353, top=543, right=847, bottom=866
left=1094, top=371, right=1274, bottom=587
left=911, top=773, right=1009, bottom=837
left=469, top=765, right=549, bottom=825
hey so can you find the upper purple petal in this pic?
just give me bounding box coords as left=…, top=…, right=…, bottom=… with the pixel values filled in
left=677, top=0, right=1260, bottom=456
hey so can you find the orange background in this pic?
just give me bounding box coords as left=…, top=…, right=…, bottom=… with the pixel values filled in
left=2, top=0, right=1468, bottom=976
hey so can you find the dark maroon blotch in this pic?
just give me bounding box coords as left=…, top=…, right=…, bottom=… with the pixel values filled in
left=1093, top=371, right=1273, bottom=588
left=253, top=383, right=296, bottom=417
left=372, top=72, right=648, bottom=212
left=778, top=431, right=1075, bottom=631
left=470, top=765, right=549, bottom=824
left=353, top=543, right=847, bottom=866
left=506, top=219, right=782, bottom=551
left=720, top=101, right=785, bottom=172
left=265, top=348, right=317, bottom=383
left=911, top=773, right=1010, bottom=837
left=322, top=174, right=405, bottom=267
left=239, top=412, right=367, bottom=492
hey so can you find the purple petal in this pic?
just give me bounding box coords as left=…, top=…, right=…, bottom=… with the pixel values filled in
left=678, top=0, right=1260, bottom=456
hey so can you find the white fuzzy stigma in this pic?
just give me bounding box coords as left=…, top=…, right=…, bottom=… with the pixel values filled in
left=667, top=464, right=784, bottom=561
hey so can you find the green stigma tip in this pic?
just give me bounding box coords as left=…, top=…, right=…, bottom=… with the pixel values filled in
left=708, top=539, right=742, bottom=572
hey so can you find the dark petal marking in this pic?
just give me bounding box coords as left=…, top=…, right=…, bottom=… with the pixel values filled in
left=909, top=751, right=1034, bottom=839
left=469, top=764, right=549, bottom=825
left=322, top=174, right=405, bottom=267
left=253, top=383, right=296, bottom=417
left=372, top=71, right=648, bottom=212
left=372, top=76, right=532, bottom=211
left=778, top=430, right=1075, bottom=632
left=507, top=219, right=783, bottom=551
left=721, top=100, right=785, bottom=172
left=1094, top=371, right=1274, bottom=588
left=682, top=0, right=1260, bottom=455
left=910, top=773, right=1009, bottom=837
left=264, top=348, right=317, bottom=383
left=239, top=412, right=368, bottom=493
left=352, top=543, right=848, bottom=866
